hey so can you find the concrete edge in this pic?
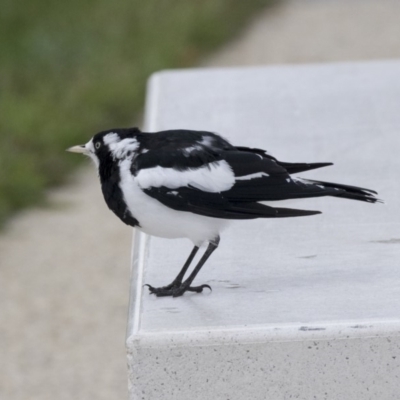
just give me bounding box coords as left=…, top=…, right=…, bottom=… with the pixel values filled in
left=143, top=72, right=163, bottom=132
left=127, top=320, right=400, bottom=349
left=126, top=70, right=156, bottom=341
left=142, top=59, right=400, bottom=84
left=126, top=231, right=149, bottom=340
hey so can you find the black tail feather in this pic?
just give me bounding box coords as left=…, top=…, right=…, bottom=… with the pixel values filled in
left=278, top=162, right=333, bottom=174
left=228, top=202, right=321, bottom=219
left=303, top=179, right=381, bottom=204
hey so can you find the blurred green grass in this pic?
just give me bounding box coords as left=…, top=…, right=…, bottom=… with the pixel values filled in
left=0, top=0, right=277, bottom=226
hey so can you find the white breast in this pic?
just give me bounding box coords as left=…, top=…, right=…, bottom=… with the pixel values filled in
left=118, top=159, right=228, bottom=246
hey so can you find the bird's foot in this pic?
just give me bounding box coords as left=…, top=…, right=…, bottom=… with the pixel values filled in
left=145, top=280, right=180, bottom=295
left=145, top=282, right=212, bottom=297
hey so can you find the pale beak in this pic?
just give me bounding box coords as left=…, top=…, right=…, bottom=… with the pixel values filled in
left=66, top=145, right=87, bottom=154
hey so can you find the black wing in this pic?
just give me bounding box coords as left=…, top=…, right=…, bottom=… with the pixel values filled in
left=235, top=146, right=333, bottom=174
left=134, top=129, right=378, bottom=218
left=142, top=186, right=321, bottom=220
left=134, top=132, right=335, bottom=218
left=136, top=129, right=232, bottom=170
left=220, top=150, right=342, bottom=203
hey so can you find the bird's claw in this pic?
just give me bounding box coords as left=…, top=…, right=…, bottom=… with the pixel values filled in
left=145, top=283, right=212, bottom=297
left=144, top=281, right=180, bottom=294
left=145, top=283, right=175, bottom=294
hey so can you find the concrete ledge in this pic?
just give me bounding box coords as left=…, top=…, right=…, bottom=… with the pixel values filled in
left=127, top=61, right=400, bottom=399
left=127, top=319, right=400, bottom=399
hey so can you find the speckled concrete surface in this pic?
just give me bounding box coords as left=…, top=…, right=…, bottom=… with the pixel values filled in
left=128, top=325, right=400, bottom=400
left=2, top=1, right=400, bottom=399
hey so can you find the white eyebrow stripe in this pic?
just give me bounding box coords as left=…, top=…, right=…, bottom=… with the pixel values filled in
left=235, top=172, right=269, bottom=181
left=111, top=139, right=139, bottom=159
left=136, top=160, right=235, bottom=193
left=103, top=132, right=120, bottom=145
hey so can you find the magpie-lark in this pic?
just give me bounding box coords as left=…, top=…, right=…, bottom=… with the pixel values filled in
left=67, top=127, right=379, bottom=297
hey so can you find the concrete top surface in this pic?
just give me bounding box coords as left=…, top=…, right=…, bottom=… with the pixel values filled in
left=128, top=60, right=400, bottom=339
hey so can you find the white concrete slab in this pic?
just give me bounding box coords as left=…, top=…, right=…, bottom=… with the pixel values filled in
left=127, top=61, right=400, bottom=400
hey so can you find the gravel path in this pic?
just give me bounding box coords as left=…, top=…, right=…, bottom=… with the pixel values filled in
left=2, top=1, right=400, bottom=399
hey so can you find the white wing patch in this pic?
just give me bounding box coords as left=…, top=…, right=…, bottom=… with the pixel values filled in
left=235, top=172, right=269, bottom=181
left=136, top=160, right=235, bottom=193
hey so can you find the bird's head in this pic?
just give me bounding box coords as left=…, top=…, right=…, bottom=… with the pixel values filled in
left=67, top=127, right=142, bottom=168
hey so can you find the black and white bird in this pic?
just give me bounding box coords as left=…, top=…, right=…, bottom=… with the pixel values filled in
left=67, top=127, right=379, bottom=297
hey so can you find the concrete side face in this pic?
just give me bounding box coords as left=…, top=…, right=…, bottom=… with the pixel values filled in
left=128, top=334, right=400, bottom=400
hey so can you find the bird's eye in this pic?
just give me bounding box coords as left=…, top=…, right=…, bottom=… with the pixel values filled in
left=95, top=142, right=101, bottom=150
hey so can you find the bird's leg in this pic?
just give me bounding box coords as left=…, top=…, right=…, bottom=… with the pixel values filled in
left=145, top=246, right=199, bottom=295
left=176, top=236, right=220, bottom=296
left=148, top=236, right=220, bottom=297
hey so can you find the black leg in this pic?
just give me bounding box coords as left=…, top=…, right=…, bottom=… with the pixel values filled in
left=145, top=246, right=199, bottom=295
left=147, top=236, right=220, bottom=297
left=180, top=236, right=220, bottom=288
